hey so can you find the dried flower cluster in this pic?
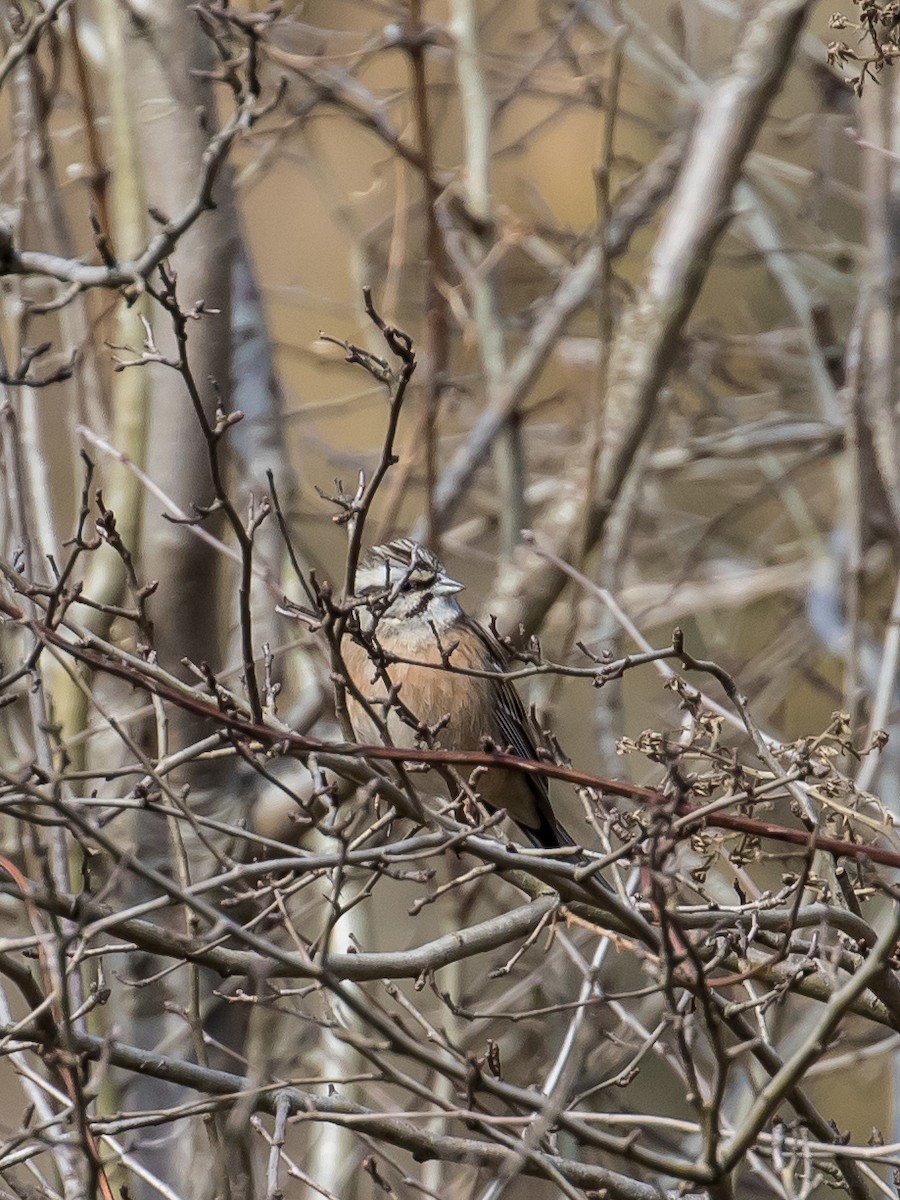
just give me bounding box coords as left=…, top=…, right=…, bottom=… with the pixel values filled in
left=828, top=1, right=900, bottom=91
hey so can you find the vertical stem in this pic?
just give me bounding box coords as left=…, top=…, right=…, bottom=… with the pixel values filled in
left=406, top=1, right=449, bottom=547
left=452, top=0, right=525, bottom=558
left=81, top=0, right=150, bottom=626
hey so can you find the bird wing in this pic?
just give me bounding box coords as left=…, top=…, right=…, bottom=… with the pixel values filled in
left=468, top=621, right=575, bottom=850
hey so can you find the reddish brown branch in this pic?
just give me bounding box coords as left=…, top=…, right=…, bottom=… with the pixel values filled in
left=3, top=594, right=898, bottom=873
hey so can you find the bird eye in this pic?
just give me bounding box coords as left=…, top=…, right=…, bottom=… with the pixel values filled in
left=408, top=567, right=435, bottom=586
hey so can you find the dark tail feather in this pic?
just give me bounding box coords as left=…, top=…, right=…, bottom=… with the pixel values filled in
left=521, top=809, right=581, bottom=855
left=519, top=811, right=617, bottom=889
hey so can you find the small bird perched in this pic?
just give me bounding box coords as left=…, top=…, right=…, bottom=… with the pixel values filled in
left=341, top=538, right=578, bottom=851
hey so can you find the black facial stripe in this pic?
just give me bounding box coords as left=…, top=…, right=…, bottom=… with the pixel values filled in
left=408, top=589, right=434, bottom=619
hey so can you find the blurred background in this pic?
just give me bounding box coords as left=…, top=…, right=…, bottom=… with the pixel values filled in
left=1, top=0, right=897, bottom=1197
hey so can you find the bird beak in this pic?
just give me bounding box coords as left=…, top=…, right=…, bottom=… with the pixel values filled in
left=434, top=574, right=465, bottom=596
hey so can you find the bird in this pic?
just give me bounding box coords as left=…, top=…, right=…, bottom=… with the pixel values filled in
left=341, top=538, right=578, bottom=852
